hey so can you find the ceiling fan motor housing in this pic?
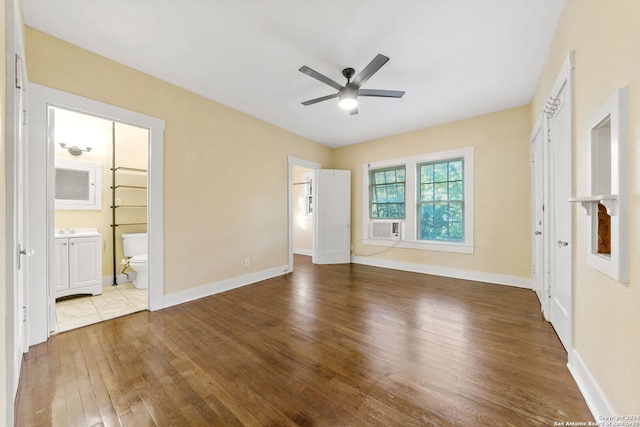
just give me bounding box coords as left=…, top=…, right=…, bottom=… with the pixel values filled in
left=342, top=67, right=356, bottom=81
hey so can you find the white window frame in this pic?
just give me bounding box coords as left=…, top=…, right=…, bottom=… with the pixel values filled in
left=54, top=158, right=102, bottom=210
left=362, top=147, right=474, bottom=254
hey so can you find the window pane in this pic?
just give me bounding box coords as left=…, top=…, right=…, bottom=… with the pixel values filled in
left=434, top=183, right=448, bottom=201
left=421, top=183, right=434, bottom=201
left=420, top=164, right=433, bottom=183
left=449, top=181, right=463, bottom=200
left=449, top=203, right=463, bottom=222
left=370, top=166, right=406, bottom=219
left=448, top=160, right=463, bottom=181
left=387, top=184, right=398, bottom=202
left=433, top=163, right=448, bottom=182
left=449, top=221, right=463, bottom=241
left=417, top=158, right=465, bottom=242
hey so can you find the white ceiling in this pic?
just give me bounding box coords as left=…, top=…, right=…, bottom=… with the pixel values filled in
left=22, top=0, right=565, bottom=148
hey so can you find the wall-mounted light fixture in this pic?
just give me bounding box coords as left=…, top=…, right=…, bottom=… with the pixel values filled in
left=59, top=142, right=92, bottom=156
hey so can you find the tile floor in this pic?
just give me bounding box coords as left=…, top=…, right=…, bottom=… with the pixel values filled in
left=55, top=282, right=147, bottom=333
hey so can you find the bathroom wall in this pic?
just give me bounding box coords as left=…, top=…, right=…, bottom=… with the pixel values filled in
left=292, top=165, right=313, bottom=255
left=53, top=108, right=148, bottom=278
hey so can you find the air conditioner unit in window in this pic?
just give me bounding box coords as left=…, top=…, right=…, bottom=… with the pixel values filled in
left=371, top=221, right=402, bottom=240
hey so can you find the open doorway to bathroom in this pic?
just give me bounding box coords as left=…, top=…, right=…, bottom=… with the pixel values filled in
left=51, top=107, right=149, bottom=333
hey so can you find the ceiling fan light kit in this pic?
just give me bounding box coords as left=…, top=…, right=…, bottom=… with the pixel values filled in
left=338, top=84, right=358, bottom=110
left=299, top=54, right=405, bottom=115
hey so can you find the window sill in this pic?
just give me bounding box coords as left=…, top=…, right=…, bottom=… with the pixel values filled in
left=362, top=239, right=474, bottom=254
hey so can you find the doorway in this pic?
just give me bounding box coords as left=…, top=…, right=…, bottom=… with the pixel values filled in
left=288, top=157, right=321, bottom=271
left=288, top=157, right=352, bottom=270
left=27, top=84, right=165, bottom=345
left=51, top=107, right=149, bottom=332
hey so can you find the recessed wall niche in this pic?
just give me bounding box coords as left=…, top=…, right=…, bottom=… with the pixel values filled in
left=569, top=87, right=629, bottom=282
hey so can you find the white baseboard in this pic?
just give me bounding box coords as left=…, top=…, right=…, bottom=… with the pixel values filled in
left=293, top=248, right=313, bottom=256
left=350, top=256, right=531, bottom=289
left=102, top=273, right=136, bottom=286
left=568, top=349, right=615, bottom=419
left=163, top=265, right=289, bottom=308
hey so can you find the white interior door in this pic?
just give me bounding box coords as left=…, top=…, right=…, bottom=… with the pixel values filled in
left=6, top=2, right=30, bottom=420
left=547, top=70, right=573, bottom=352
left=14, top=52, right=29, bottom=376
left=530, top=119, right=547, bottom=315
left=313, top=169, right=351, bottom=264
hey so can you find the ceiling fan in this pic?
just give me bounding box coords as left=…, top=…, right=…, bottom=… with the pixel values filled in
left=299, top=54, right=405, bottom=115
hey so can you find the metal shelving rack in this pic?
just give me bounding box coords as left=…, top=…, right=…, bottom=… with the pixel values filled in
left=110, top=130, right=147, bottom=285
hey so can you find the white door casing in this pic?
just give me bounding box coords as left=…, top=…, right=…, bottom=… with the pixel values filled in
left=28, top=84, right=165, bottom=345
left=313, top=169, right=351, bottom=264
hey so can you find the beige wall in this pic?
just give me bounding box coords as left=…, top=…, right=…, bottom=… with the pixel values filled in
left=334, top=105, right=532, bottom=279
left=1, top=0, right=8, bottom=420
left=25, top=27, right=333, bottom=295
left=292, top=165, right=313, bottom=253
left=53, top=109, right=148, bottom=277
left=532, top=0, right=640, bottom=413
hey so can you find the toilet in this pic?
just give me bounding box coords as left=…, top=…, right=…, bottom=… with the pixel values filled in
left=121, top=232, right=148, bottom=289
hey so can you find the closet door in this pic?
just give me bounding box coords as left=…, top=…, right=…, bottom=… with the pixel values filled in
left=313, top=169, right=351, bottom=264
left=544, top=54, right=574, bottom=352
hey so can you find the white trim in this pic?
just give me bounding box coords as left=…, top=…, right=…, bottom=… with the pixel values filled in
left=571, top=87, right=629, bottom=283
left=351, top=256, right=531, bottom=289
left=164, top=265, right=289, bottom=308
left=361, top=239, right=474, bottom=254
left=568, top=349, right=615, bottom=419
left=287, top=156, right=321, bottom=272
left=362, top=147, right=475, bottom=253
left=293, top=248, right=313, bottom=256
left=28, top=84, right=165, bottom=346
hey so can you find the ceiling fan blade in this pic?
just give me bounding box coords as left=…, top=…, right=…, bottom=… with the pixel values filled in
left=351, top=54, right=389, bottom=88
left=299, top=66, right=343, bottom=91
left=358, top=89, right=405, bottom=98
left=349, top=107, right=358, bottom=115
left=301, top=93, right=339, bottom=106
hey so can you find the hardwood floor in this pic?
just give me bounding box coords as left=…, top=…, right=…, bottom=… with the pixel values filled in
left=16, top=255, right=592, bottom=426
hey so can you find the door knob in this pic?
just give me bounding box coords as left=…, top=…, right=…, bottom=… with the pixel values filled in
left=17, top=245, right=35, bottom=270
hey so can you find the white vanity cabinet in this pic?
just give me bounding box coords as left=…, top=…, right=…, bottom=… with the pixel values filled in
left=54, top=232, right=103, bottom=298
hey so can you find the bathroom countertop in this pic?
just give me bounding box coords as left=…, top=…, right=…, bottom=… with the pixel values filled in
left=55, top=228, right=102, bottom=238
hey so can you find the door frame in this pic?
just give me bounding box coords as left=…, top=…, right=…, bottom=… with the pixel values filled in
left=530, top=115, right=549, bottom=318
left=287, top=156, right=321, bottom=272
left=4, top=0, right=29, bottom=423
left=534, top=52, right=574, bottom=352
left=27, top=84, right=165, bottom=345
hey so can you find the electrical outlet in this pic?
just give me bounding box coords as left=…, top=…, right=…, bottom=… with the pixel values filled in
left=115, top=198, right=122, bottom=206
left=244, top=258, right=250, bottom=268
